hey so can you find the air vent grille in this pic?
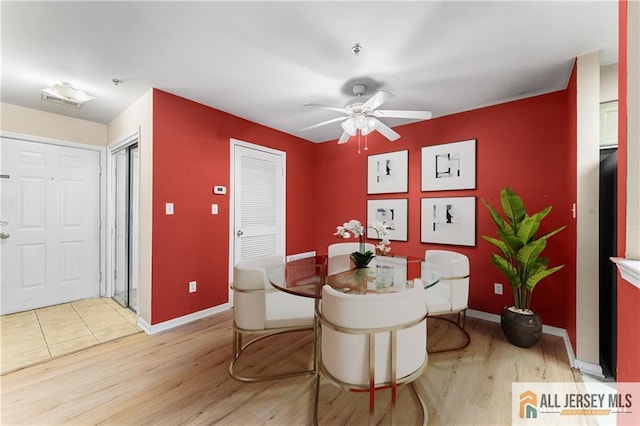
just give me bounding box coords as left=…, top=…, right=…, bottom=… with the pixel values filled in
left=40, top=93, right=82, bottom=108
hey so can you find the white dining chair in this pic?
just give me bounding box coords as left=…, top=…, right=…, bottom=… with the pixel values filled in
left=229, top=254, right=315, bottom=382
left=327, top=242, right=376, bottom=275
left=422, top=249, right=471, bottom=353
left=317, top=283, right=428, bottom=425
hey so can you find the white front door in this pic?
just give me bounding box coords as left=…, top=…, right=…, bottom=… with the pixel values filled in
left=0, top=138, right=101, bottom=314
left=232, top=140, right=285, bottom=265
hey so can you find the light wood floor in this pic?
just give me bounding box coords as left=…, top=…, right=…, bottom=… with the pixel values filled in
left=0, top=310, right=581, bottom=425
left=1, top=297, right=141, bottom=374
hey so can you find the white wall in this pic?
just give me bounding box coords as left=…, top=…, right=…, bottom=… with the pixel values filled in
left=107, top=90, right=154, bottom=325
left=0, top=93, right=155, bottom=325
left=576, top=52, right=601, bottom=370
left=600, top=63, right=618, bottom=103
left=0, top=102, right=107, bottom=146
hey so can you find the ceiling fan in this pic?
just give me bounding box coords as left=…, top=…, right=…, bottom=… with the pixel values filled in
left=300, top=83, right=432, bottom=144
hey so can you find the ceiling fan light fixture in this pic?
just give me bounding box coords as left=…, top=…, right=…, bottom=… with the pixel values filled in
left=366, top=116, right=378, bottom=129
left=341, top=118, right=357, bottom=136
left=302, top=83, right=431, bottom=145
left=359, top=117, right=378, bottom=135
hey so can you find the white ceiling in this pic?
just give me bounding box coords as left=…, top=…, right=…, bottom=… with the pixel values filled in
left=1, top=1, right=618, bottom=143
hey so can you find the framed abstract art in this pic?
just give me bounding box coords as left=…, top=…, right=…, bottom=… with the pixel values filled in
left=421, top=139, right=476, bottom=191
left=367, top=150, right=408, bottom=194
left=366, top=198, right=408, bottom=241
left=420, top=197, right=476, bottom=246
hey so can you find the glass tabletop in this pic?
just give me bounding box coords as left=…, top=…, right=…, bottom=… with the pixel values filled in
left=269, top=254, right=442, bottom=299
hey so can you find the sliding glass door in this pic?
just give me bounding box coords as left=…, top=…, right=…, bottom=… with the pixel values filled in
left=112, top=144, right=139, bottom=312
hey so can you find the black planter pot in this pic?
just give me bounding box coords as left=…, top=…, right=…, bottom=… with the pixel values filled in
left=500, top=306, right=542, bottom=348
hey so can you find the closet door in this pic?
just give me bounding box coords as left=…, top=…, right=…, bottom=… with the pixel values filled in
left=232, top=141, right=285, bottom=264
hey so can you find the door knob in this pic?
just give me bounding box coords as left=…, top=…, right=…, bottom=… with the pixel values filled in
left=236, top=230, right=244, bottom=237
left=0, top=232, right=9, bottom=239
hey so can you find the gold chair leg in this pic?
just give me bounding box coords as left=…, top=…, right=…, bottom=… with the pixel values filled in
left=390, top=331, right=397, bottom=426
left=458, top=309, right=467, bottom=329
left=426, top=312, right=471, bottom=354
left=410, top=382, right=428, bottom=426
left=228, top=323, right=315, bottom=382
left=369, top=334, right=376, bottom=426
left=313, top=374, right=321, bottom=426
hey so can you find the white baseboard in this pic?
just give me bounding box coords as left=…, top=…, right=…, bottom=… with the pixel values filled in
left=286, top=251, right=316, bottom=262
left=467, top=309, right=577, bottom=370
left=467, top=309, right=500, bottom=323
left=137, top=303, right=232, bottom=334
left=574, top=360, right=605, bottom=379
left=543, top=324, right=577, bottom=370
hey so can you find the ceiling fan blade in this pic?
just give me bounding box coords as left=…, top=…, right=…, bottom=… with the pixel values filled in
left=337, top=132, right=351, bottom=144
left=304, top=103, right=346, bottom=113
left=373, top=109, right=433, bottom=120
left=374, top=120, right=401, bottom=141
left=362, top=90, right=394, bottom=111
left=299, top=116, right=347, bottom=131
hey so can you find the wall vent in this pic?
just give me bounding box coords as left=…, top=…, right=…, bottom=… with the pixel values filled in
left=40, top=93, right=83, bottom=108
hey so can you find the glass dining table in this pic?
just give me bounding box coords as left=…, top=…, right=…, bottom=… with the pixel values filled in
left=268, top=253, right=442, bottom=367
left=268, top=253, right=442, bottom=299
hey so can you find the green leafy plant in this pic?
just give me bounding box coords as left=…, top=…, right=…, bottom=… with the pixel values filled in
left=481, top=188, right=567, bottom=312
left=349, top=250, right=375, bottom=269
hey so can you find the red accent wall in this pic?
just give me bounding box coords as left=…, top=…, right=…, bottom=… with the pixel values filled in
left=150, top=89, right=578, bottom=331
left=151, top=90, right=317, bottom=324
left=616, top=0, right=640, bottom=382
left=314, top=91, right=575, bottom=328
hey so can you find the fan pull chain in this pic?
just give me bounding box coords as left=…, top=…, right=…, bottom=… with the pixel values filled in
left=364, top=134, right=369, bottom=151
left=357, top=131, right=361, bottom=154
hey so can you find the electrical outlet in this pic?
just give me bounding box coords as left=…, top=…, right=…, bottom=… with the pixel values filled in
left=189, top=281, right=197, bottom=293
left=494, top=283, right=503, bottom=295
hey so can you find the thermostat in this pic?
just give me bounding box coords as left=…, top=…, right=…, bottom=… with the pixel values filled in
left=213, top=186, right=227, bottom=195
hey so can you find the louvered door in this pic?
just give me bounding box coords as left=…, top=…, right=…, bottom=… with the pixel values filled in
left=232, top=141, right=285, bottom=264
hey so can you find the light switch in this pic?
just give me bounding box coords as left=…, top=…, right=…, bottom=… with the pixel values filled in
left=211, top=204, right=218, bottom=215
left=165, top=203, right=174, bottom=215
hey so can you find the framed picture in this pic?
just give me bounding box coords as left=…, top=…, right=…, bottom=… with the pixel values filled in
left=421, top=197, right=476, bottom=246
left=367, top=150, right=408, bottom=194
left=366, top=198, right=408, bottom=241
left=421, top=139, right=476, bottom=191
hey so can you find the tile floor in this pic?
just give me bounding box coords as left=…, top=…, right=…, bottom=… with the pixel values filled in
left=1, top=297, right=142, bottom=374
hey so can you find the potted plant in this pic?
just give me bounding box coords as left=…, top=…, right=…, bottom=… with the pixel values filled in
left=481, top=188, right=566, bottom=348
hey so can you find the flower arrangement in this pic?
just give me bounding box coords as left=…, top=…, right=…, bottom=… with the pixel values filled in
left=368, top=220, right=392, bottom=255
left=333, top=219, right=392, bottom=268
